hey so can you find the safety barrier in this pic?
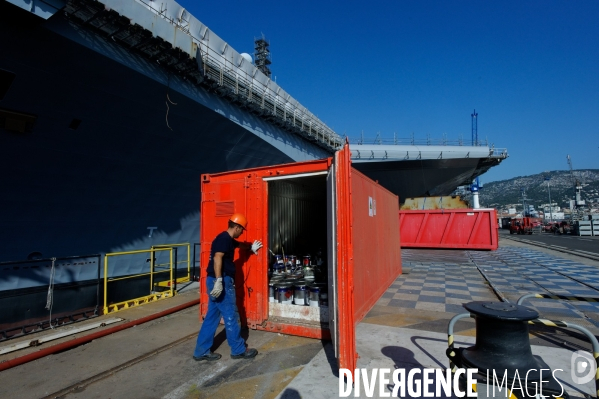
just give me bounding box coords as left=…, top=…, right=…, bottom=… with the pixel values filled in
left=151, top=243, right=191, bottom=289
left=103, top=247, right=176, bottom=315
left=593, top=220, right=599, bottom=237
left=193, top=243, right=201, bottom=281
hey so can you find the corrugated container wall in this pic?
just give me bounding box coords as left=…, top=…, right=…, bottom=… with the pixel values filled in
left=398, top=209, right=498, bottom=250
left=351, top=169, right=402, bottom=322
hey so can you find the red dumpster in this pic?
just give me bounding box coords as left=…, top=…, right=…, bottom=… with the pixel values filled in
left=199, top=143, right=402, bottom=372
left=399, top=208, right=498, bottom=250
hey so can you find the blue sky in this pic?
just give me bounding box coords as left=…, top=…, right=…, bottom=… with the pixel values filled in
left=180, top=0, right=598, bottom=183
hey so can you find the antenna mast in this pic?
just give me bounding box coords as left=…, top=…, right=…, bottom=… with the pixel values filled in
left=254, top=34, right=272, bottom=78
left=470, top=110, right=480, bottom=208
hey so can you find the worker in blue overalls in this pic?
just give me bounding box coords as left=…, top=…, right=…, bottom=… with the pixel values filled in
left=193, top=213, right=263, bottom=361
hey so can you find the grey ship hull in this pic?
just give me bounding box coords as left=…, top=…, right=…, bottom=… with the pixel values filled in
left=0, top=2, right=329, bottom=263
left=0, top=1, right=506, bottom=334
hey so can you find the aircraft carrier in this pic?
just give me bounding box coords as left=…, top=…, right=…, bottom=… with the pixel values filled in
left=1, top=0, right=507, bottom=262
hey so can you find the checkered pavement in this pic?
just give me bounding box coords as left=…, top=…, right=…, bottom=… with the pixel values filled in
left=469, top=247, right=599, bottom=327
left=378, top=247, right=599, bottom=328
left=377, top=249, right=497, bottom=314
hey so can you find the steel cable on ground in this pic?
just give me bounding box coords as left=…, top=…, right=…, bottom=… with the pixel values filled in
left=467, top=248, right=577, bottom=304
left=470, top=247, right=599, bottom=329
left=504, top=235, right=599, bottom=262
left=471, top=250, right=563, bottom=297
left=501, top=247, right=599, bottom=294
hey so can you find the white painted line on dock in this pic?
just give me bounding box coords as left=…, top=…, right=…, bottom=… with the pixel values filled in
left=550, top=245, right=568, bottom=249
left=0, top=317, right=123, bottom=355
left=575, top=250, right=599, bottom=256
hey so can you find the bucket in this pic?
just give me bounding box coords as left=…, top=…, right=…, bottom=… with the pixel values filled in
left=309, top=283, right=327, bottom=307
left=276, top=283, right=293, bottom=305
left=302, top=255, right=311, bottom=266
left=303, top=266, right=315, bottom=280
left=268, top=281, right=277, bottom=303
left=293, top=283, right=309, bottom=306
left=272, top=255, right=285, bottom=274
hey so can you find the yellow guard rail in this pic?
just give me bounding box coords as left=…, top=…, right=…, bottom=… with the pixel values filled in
left=103, top=247, right=175, bottom=314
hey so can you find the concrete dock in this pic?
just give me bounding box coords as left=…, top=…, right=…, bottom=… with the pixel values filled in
left=1, top=235, right=598, bottom=399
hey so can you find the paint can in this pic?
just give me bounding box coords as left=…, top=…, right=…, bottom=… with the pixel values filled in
left=309, top=283, right=329, bottom=308
left=293, top=283, right=309, bottom=306
left=302, top=255, right=311, bottom=266
left=268, top=281, right=277, bottom=303
left=276, top=283, right=293, bottom=305
left=287, top=255, right=297, bottom=272
left=272, top=255, right=285, bottom=274
left=303, top=266, right=315, bottom=280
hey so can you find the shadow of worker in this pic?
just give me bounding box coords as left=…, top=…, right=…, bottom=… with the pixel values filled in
left=381, top=346, right=457, bottom=399
left=278, top=388, right=302, bottom=399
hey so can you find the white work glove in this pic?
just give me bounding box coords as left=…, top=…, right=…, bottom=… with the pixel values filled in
left=210, top=278, right=223, bottom=298
left=251, top=240, right=263, bottom=254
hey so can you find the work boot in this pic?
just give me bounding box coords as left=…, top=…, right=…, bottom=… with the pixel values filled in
left=231, top=348, right=258, bottom=359
left=193, top=352, right=222, bottom=361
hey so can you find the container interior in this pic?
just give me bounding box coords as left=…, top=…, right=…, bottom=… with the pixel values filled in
left=266, top=174, right=330, bottom=325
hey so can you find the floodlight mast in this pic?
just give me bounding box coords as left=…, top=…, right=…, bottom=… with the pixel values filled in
left=470, top=110, right=480, bottom=208
left=254, top=34, right=272, bottom=78
left=566, top=154, right=585, bottom=220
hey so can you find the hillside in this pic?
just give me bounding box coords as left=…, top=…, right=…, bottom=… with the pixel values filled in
left=476, top=169, right=599, bottom=212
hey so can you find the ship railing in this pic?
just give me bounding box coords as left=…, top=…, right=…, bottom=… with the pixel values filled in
left=103, top=247, right=176, bottom=315
left=64, top=0, right=341, bottom=151
left=347, top=135, right=493, bottom=147
left=197, top=44, right=342, bottom=150
left=0, top=254, right=102, bottom=341
left=347, top=136, right=508, bottom=159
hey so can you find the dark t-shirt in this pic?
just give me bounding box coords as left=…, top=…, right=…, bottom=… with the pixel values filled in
left=206, top=231, right=240, bottom=278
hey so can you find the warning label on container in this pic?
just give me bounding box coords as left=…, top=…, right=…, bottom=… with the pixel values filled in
left=369, top=197, right=376, bottom=217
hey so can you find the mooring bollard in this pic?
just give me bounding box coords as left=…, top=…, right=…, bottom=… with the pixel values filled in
left=447, top=301, right=569, bottom=399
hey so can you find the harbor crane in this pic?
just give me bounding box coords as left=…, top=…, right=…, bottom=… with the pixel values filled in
left=566, top=154, right=585, bottom=220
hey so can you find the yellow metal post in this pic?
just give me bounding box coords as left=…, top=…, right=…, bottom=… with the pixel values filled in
left=103, top=254, right=108, bottom=314
left=169, top=248, right=174, bottom=297
left=186, top=244, right=190, bottom=281
left=150, top=244, right=156, bottom=286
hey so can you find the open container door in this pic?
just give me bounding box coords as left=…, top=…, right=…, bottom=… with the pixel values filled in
left=199, top=172, right=265, bottom=325
left=331, top=142, right=358, bottom=372
left=329, top=142, right=401, bottom=372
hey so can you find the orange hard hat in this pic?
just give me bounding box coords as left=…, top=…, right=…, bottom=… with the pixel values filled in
left=229, top=213, right=248, bottom=229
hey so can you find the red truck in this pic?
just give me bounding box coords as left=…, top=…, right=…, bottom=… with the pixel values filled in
left=509, top=217, right=533, bottom=235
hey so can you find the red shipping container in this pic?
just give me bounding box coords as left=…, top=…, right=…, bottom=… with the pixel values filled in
left=398, top=208, right=498, bottom=250
left=199, top=144, right=402, bottom=372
